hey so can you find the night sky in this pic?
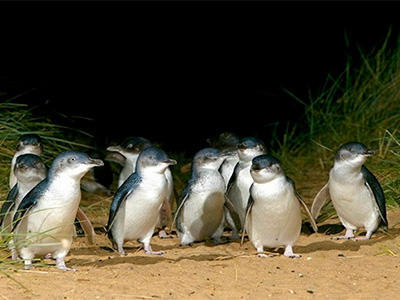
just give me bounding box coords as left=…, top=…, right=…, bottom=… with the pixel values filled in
left=2, top=2, right=400, bottom=156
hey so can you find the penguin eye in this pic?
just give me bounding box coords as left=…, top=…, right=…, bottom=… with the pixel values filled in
left=127, top=143, right=133, bottom=149
left=68, top=157, right=77, bottom=163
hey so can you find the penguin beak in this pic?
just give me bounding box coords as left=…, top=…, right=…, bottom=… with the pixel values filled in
left=89, top=158, right=104, bottom=167
left=364, top=149, right=375, bottom=157
left=107, top=145, right=121, bottom=153
left=165, top=159, right=177, bottom=166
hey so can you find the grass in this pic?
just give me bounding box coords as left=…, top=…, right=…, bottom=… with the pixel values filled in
left=270, top=28, right=400, bottom=214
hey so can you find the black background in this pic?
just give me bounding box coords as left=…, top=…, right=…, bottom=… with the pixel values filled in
left=2, top=2, right=400, bottom=156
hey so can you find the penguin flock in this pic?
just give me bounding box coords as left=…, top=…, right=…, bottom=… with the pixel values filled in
left=0, top=132, right=388, bottom=271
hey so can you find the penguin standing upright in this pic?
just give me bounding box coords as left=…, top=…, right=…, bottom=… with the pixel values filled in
left=174, top=147, right=241, bottom=245
left=106, top=146, right=177, bottom=255
left=311, top=142, right=387, bottom=240
left=7, top=133, right=96, bottom=245
left=12, top=151, right=104, bottom=271
left=1, top=154, right=47, bottom=260
left=225, top=136, right=267, bottom=238
left=107, top=136, right=176, bottom=238
left=242, top=154, right=318, bottom=258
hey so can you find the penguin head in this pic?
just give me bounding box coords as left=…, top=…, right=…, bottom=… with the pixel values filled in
left=136, top=146, right=177, bottom=174
left=192, top=147, right=227, bottom=171
left=16, top=133, right=43, bottom=154
left=50, top=150, right=104, bottom=179
left=106, top=136, right=152, bottom=160
left=237, top=137, right=266, bottom=162
left=14, top=153, right=47, bottom=182
left=335, top=142, right=375, bottom=166
left=206, top=131, right=239, bottom=153
left=250, top=154, right=283, bottom=183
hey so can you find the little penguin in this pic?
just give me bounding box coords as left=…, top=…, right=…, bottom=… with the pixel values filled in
left=225, top=136, right=267, bottom=238
left=311, top=141, right=387, bottom=240
left=106, top=146, right=177, bottom=255
left=242, top=154, right=318, bottom=258
left=12, top=150, right=104, bottom=271
left=9, top=133, right=43, bottom=189
left=7, top=134, right=96, bottom=245
left=1, top=154, right=47, bottom=260
left=173, top=147, right=241, bottom=246
left=107, top=136, right=176, bottom=238
left=206, top=131, right=240, bottom=188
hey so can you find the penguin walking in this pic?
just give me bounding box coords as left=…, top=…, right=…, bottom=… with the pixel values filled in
left=311, top=142, right=387, bottom=240
left=7, top=133, right=96, bottom=245
left=9, top=133, right=43, bottom=189
left=106, top=146, right=177, bottom=255
left=107, top=136, right=176, bottom=238
left=225, top=136, right=267, bottom=238
left=12, top=151, right=104, bottom=271
left=206, top=131, right=240, bottom=188
left=1, top=154, right=47, bottom=260
left=242, top=154, right=318, bottom=258
left=173, top=148, right=240, bottom=246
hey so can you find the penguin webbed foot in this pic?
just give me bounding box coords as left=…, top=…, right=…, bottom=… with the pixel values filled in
left=283, top=245, right=301, bottom=258
left=257, top=253, right=275, bottom=258
left=144, top=244, right=165, bottom=255
left=331, top=229, right=355, bottom=240
left=157, top=229, right=175, bottom=239
left=56, top=257, right=76, bottom=272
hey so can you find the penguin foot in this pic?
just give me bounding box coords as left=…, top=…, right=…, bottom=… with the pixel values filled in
left=283, top=246, right=301, bottom=258
left=331, top=235, right=355, bottom=240
left=56, top=258, right=76, bottom=272
left=157, top=229, right=175, bottom=239
left=23, top=264, right=35, bottom=270
left=257, top=253, right=274, bottom=258
left=285, top=253, right=302, bottom=258
left=144, top=244, right=165, bottom=255
left=43, top=253, right=52, bottom=259
left=145, top=250, right=165, bottom=255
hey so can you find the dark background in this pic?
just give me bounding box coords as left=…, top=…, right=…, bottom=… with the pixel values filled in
left=2, top=2, right=400, bottom=157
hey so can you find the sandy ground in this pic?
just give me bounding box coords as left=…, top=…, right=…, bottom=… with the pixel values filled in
left=0, top=191, right=399, bottom=300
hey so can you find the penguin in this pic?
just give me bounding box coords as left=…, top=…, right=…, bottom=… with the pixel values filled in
left=206, top=131, right=240, bottom=188
left=241, top=154, right=318, bottom=258
left=9, top=133, right=43, bottom=189
left=107, top=136, right=176, bottom=238
left=225, top=136, right=267, bottom=238
left=7, top=133, right=96, bottom=245
left=1, top=154, right=47, bottom=260
left=12, top=150, right=104, bottom=271
left=106, top=146, right=177, bottom=255
left=311, top=141, right=387, bottom=240
left=173, top=147, right=241, bottom=246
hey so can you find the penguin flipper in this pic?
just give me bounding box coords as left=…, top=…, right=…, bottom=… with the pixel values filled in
left=240, top=185, right=255, bottom=245
left=106, top=174, right=139, bottom=238
left=0, top=185, right=19, bottom=226
left=295, top=190, right=319, bottom=233
left=11, top=180, right=46, bottom=231
left=224, top=195, right=241, bottom=234
left=310, top=181, right=330, bottom=219
left=226, top=161, right=239, bottom=194
left=170, top=187, right=190, bottom=234
left=362, top=165, right=388, bottom=227
left=76, top=207, right=96, bottom=245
